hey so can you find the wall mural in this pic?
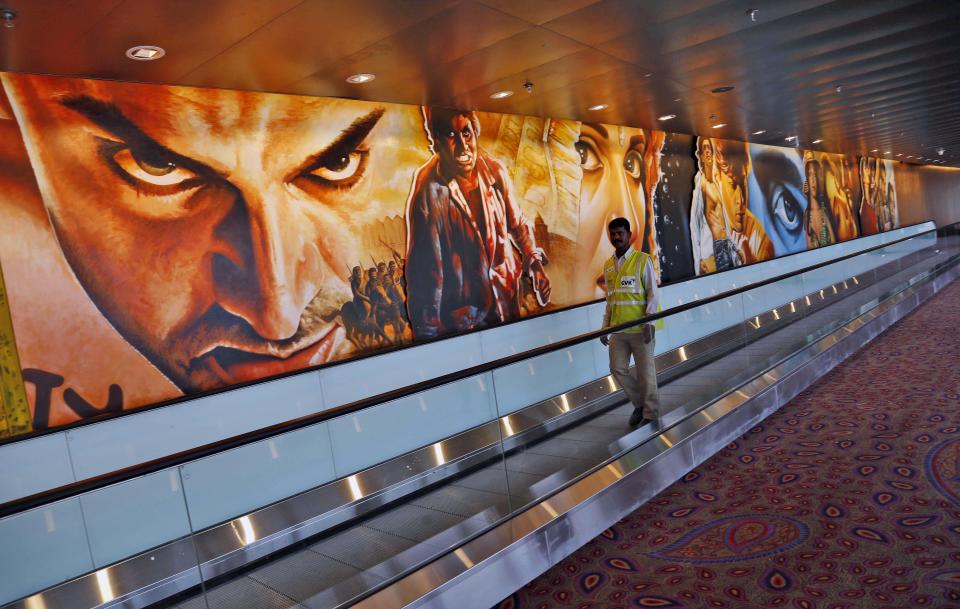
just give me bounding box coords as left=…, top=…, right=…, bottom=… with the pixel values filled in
left=0, top=73, right=900, bottom=438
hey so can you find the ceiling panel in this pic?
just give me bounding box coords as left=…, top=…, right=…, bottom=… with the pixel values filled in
left=180, top=0, right=464, bottom=90
left=0, top=0, right=957, bottom=166
left=475, top=0, right=600, bottom=26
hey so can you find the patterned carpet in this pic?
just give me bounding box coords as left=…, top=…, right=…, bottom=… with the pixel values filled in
left=495, top=279, right=960, bottom=609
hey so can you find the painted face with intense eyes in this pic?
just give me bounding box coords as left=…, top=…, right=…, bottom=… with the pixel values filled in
left=2, top=74, right=389, bottom=392
left=573, top=123, right=651, bottom=300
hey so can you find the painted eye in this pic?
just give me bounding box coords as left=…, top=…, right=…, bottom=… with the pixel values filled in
left=624, top=150, right=643, bottom=179
left=574, top=140, right=601, bottom=171
left=112, top=148, right=196, bottom=187
left=771, top=183, right=803, bottom=231
left=309, top=151, right=364, bottom=182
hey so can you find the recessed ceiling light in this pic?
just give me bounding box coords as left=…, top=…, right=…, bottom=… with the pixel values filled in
left=752, top=129, right=766, bottom=135
left=345, top=73, right=376, bottom=84
left=785, top=136, right=797, bottom=141
left=588, top=103, right=608, bottom=111
left=125, top=45, right=165, bottom=61
left=673, top=97, right=682, bottom=102
left=812, top=139, right=823, bottom=144
left=658, top=114, right=677, bottom=121
left=711, top=86, right=735, bottom=93
left=489, top=90, right=513, bottom=99
left=712, top=123, right=726, bottom=129
left=871, top=149, right=878, bottom=152
left=906, top=155, right=913, bottom=159
left=884, top=151, right=891, bottom=155
left=896, top=153, right=902, bottom=157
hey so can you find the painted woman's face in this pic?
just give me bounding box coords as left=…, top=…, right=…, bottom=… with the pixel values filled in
left=573, top=123, right=652, bottom=300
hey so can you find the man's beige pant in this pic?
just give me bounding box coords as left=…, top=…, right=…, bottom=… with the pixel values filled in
left=608, top=328, right=660, bottom=420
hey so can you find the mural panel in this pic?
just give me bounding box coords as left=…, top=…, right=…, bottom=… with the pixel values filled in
left=0, top=73, right=901, bottom=438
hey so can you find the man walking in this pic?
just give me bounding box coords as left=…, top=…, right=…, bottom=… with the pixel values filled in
left=600, top=218, right=661, bottom=427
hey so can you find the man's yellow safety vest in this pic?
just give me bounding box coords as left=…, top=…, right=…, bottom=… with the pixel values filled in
left=603, top=249, right=663, bottom=333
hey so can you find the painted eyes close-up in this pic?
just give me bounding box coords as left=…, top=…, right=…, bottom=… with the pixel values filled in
left=576, top=140, right=644, bottom=180
left=111, top=147, right=198, bottom=189
left=575, top=140, right=601, bottom=171
left=770, top=182, right=804, bottom=232
left=307, top=151, right=366, bottom=184
left=623, top=150, right=644, bottom=180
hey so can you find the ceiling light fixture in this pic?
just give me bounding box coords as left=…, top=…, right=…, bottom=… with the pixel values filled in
left=884, top=151, right=891, bottom=155
left=489, top=90, right=513, bottom=99
left=711, top=86, right=735, bottom=93
left=1, top=7, right=16, bottom=28
left=812, top=139, right=823, bottom=144
left=896, top=153, right=902, bottom=157
left=588, top=103, right=608, bottom=111
left=125, top=45, right=165, bottom=61
left=658, top=114, right=677, bottom=121
left=345, top=73, right=376, bottom=84
left=785, top=136, right=797, bottom=141
left=871, top=149, right=878, bottom=153
left=746, top=8, right=759, bottom=21
left=712, top=123, right=726, bottom=129
left=752, top=129, right=766, bottom=135
left=938, top=147, right=946, bottom=156
left=643, top=72, right=654, bottom=78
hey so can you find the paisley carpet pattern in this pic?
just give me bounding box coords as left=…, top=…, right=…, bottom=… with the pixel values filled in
left=495, top=280, right=960, bottom=609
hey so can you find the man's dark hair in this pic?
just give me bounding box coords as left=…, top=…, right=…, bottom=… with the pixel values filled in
left=608, top=217, right=631, bottom=232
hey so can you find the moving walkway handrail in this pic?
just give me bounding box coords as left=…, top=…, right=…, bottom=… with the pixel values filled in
left=0, top=223, right=941, bottom=519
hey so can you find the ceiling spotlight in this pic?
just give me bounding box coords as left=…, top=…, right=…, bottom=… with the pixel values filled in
left=345, top=73, right=376, bottom=84
left=711, top=86, right=735, bottom=94
left=896, top=153, right=902, bottom=157
left=835, top=85, right=843, bottom=94
left=658, top=114, right=677, bottom=121
left=812, top=139, right=823, bottom=144
left=712, top=123, right=727, bottom=129
left=588, top=103, right=608, bottom=111
left=871, top=149, right=878, bottom=152
left=906, top=155, right=913, bottom=159
left=673, top=97, right=682, bottom=102
left=937, top=147, right=946, bottom=155
left=752, top=129, right=766, bottom=135
left=1, top=7, right=16, bottom=28
left=489, top=90, right=513, bottom=99
left=785, top=136, right=797, bottom=141
left=125, top=45, right=165, bottom=61
left=643, top=72, right=654, bottom=78
left=746, top=8, right=759, bottom=21
left=884, top=151, right=891, bottom=155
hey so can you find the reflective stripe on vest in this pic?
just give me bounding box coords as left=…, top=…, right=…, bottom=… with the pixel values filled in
left=604, top=250, right=663, bottom=332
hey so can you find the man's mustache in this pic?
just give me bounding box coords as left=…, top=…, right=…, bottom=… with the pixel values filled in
left=169, top=287, right=350, bottom=371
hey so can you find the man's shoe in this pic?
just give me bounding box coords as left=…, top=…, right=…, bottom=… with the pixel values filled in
left=629, top=409, right=647, bottom=427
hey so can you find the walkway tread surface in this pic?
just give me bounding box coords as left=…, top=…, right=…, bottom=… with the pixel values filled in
left=495, top=279, right=960, bottom=609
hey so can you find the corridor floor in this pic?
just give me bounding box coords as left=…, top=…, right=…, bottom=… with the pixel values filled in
left=494, top=279, right=960, bottom=609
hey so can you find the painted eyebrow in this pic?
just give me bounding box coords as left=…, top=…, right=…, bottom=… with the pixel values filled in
left=292, top=106, right=385, bottom=179
left=628, top=134, right=647, bottom=153
left=58, top=94, right=219, bottom=177
left=582, top=122, right=609, bottom=139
